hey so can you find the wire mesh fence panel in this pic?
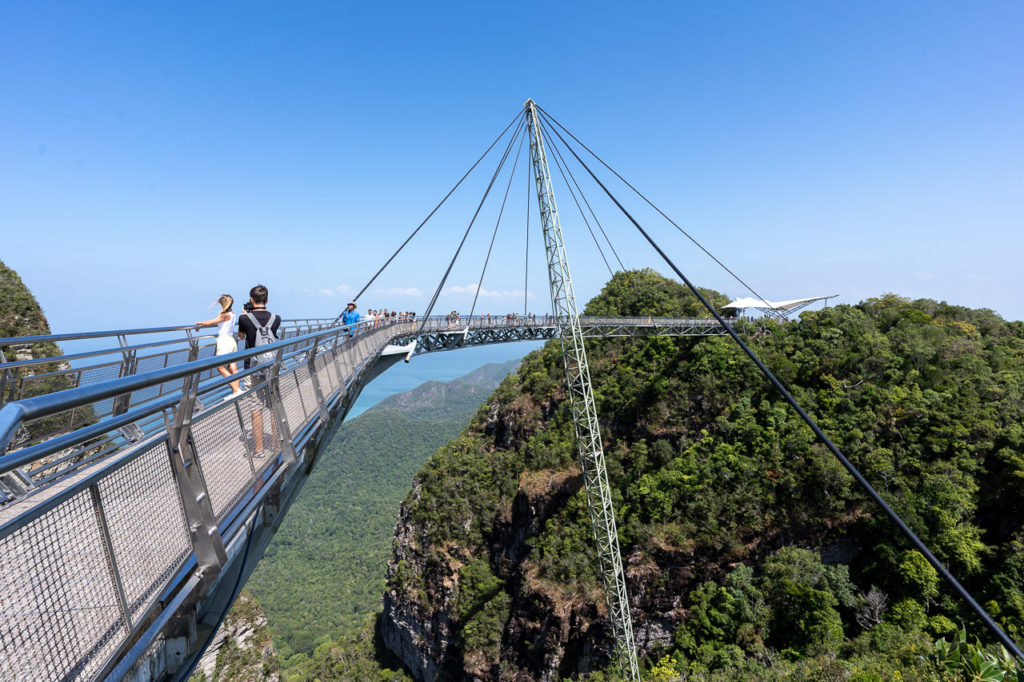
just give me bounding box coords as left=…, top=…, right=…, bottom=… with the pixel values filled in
left=74, top=360, right=126, bottom=389
left=152, top=348, right=194, bottom=401
left=335, top=343, right=353, bottom=385
left=190, top=401, right=255, bottom=523
left=130, top=352, right=176, bottom=403
left=153, top=344, right=217, bottom=402
left=9, top=361, right=77, bottom=404
left=279, top=371, right=306, bottom=435
left=97, top=441, right=191, bottom=623
left=0, top=489, right=128, bottom=681
left=315, top=353, right=337, bottom=395
left=332, top=346, right=350, bottom=390
left=24, top=433, right=117, bottom=486
left=296, top=365, right=320, bottom=423
left=11, top=368, right=116, bottom=448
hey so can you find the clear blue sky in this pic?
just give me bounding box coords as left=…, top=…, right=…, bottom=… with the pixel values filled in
left=3, top=1, right=1022, bottom=332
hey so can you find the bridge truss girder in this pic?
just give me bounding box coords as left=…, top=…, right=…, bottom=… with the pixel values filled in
left=386, top=319, right=729, bottom=357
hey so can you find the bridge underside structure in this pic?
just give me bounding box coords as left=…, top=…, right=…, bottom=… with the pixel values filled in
left=0, top=314, right=731, bottom=680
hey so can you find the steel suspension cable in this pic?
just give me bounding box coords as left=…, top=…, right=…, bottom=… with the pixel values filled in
left=537, top=105, right=784, bottom=321
left=470, top=126, right=527, bottom=318
left=540, top=117, right=651, bottom=314
left=336, top=111, right=525, bottom=323
left=417, top=116, right=526, bottom=334
left=539, top=117, right=626, bottom=272
left=541, top=118, right=614, bottom=277
left=554, top=130, right=1024, bottom=661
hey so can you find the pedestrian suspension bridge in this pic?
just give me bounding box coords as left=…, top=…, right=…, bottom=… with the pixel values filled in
left=0, top=101, right=1019, bottom=681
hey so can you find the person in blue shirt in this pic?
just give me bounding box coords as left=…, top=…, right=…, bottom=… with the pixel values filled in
left=342, top=301, right=360, bottom=336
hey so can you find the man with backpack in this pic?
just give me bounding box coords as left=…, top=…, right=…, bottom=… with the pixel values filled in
left=238, top=284, right=281, bottom=453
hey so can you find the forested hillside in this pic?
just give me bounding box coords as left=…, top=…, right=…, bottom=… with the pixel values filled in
left=244, top=360, right=520, bottom=666
left=380, top=269, right=1024, bottom=680
left=0, top=260, right=78, bottom=451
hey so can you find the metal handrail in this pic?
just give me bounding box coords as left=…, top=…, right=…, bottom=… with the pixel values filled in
left=0, top=334, right=220, bottom=372
left=0, top=324, right=212, bottom=347
left=0, top=317, right=335, bottom=348
left=0, top=320, right=362, bottom=456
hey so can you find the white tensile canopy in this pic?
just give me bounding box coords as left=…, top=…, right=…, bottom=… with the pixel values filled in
left=723, top=294, right=837, bottom=317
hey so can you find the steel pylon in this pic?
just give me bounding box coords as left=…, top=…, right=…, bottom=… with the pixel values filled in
left=524, top=99, right=640, bottom=681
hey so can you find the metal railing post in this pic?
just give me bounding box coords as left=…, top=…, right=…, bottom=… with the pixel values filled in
left=90, top=482, right=134, bottom=631
left=184, top=329, right=200, bottom=363
left=111, top=335, right=139, bottom=416
left=265, top=349, right=298, bottom=467
left=0, top=353, right=12, bottom=405
left=166, top=373, right=228, bottom=577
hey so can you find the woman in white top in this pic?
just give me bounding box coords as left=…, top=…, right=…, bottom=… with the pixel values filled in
left=196, top=294, right=242, bottom=397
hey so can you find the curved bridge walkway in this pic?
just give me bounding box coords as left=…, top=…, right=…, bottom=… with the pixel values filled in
left=0, top=314, right=730, bottom=681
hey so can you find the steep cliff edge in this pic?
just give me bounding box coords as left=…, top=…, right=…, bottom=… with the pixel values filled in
left=380, top=269, right=1024, bottom=680
left=191, top=591, right=281, bottom=681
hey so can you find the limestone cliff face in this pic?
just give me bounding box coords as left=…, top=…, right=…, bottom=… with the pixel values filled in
left=379, top=394, right=622, bottom=681
left=381, top=482, right=458, bottom=682
left=192, top=591, right=280, bottom=682
left=377, top=353, right=632, bottom=681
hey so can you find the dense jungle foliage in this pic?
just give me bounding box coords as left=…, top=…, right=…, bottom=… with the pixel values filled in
left=393, top=268, right=1024, bottom=680
left=245, top=361, right=519, bottom=667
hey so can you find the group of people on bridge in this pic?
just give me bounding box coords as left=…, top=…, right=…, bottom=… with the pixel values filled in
left=194, top=284, right=283, bottom=451
left=195, top=284, right=282, bottom=399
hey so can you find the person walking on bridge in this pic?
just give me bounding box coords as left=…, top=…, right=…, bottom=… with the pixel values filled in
left=342, top=301, right=359, bottom=337
left=195, top=294, right=242, bottom=397
left=238, top=284, right=281, bottom=453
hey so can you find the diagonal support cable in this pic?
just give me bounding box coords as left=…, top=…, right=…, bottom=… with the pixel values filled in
left=470, top=126, right=528, bottom=318
left=336, top=111, right=525, bottom=323
left=540, top=117, right=626, bottom=272
left=418, top=116, right=527, bottom=333
left=543, top=120, right=614, bottom=277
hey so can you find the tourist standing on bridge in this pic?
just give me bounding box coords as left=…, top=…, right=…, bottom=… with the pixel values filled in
left=342, top=301, right=359, bottom=337
left=238, top=284, right=281, bottom=453
left=195, top=294, right=242, bottom=398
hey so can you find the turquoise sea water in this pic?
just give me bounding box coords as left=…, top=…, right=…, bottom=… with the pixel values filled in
left=346, top=340, right=543, bottom=419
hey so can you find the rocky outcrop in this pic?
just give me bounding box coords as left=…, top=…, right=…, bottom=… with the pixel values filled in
left=380, top=481, right=459, bottom=681
left=379, top=443, right=617, bottom=681
left=192, top=591, right=280, bottom=681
